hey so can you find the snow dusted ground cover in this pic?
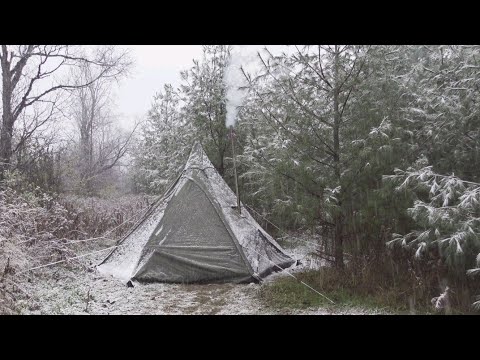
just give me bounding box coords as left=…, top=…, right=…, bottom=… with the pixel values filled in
left=15, top=233, right=391, bottom=315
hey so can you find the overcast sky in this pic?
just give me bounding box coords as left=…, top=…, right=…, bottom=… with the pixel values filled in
left=113, top=45, right=291, bottom=129
left=114, top=45, right=203, bottom=128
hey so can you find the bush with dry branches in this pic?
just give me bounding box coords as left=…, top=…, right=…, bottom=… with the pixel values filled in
left=0, top=181, right=154, bottom=313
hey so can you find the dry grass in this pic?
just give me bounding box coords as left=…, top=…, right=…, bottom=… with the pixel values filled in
left=260, top=255, right=479, bottom=315
left=0, top=186, right=154, bottom=314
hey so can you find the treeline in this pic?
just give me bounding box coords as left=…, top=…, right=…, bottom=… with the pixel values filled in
left=0, top=45, right=135, bottom=197
left=133, top=45, right=480, bottom=310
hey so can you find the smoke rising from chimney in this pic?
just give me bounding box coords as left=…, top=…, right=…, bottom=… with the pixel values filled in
left=224, top=46, right=255, bottom=128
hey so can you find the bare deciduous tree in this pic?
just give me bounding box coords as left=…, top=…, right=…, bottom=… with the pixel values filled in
left=0, top=45, right=131, bottom=180
left=66, top=56, right=137, bottom=195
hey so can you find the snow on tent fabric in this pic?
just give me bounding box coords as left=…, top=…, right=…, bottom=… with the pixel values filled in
left=97, top=141, right=296, bottom=284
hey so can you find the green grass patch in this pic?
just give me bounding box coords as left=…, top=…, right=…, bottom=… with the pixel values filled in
left=259, top=268, right=436, bottom=314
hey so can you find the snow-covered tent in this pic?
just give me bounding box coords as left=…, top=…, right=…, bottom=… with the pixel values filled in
left=97, top=142, right=295, bottom=284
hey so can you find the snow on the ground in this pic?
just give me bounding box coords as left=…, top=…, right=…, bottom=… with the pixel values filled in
left=17, top=234, right=391, bottom=315
left=22, top=271, right=389, bottom=315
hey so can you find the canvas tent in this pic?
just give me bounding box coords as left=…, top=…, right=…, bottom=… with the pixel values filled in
left=97, top=142, right=296, bottom=284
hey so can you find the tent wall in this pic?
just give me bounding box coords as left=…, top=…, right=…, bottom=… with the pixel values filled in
left=97, top=142, right=295, bottom=284
left=133, top=179, right=253, bottom=283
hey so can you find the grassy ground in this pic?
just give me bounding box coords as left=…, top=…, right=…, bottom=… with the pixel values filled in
left=260, top=236, right=480, bottom=315
left=259, top=268, right=437, bottom=314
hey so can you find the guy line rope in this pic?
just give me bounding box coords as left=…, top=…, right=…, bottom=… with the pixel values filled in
left=244, top=203, right=323, bottom=248
left=16, top=198, right=159, bottom=275
left=240, top=239, right=335, bottom=304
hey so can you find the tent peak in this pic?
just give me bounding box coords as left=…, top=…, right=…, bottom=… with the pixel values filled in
left=185, top=141, right=213, bottom=171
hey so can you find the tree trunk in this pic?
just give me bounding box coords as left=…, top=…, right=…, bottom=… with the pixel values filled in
left=218, top=149, right=225, bottom=176
left=0, top=49, right=13, bottom=180
left=333, top=45, right=344, bottom=269
left=0, top=115, right=14, bottom=180
left=334, top=200, right=344, bottom=269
